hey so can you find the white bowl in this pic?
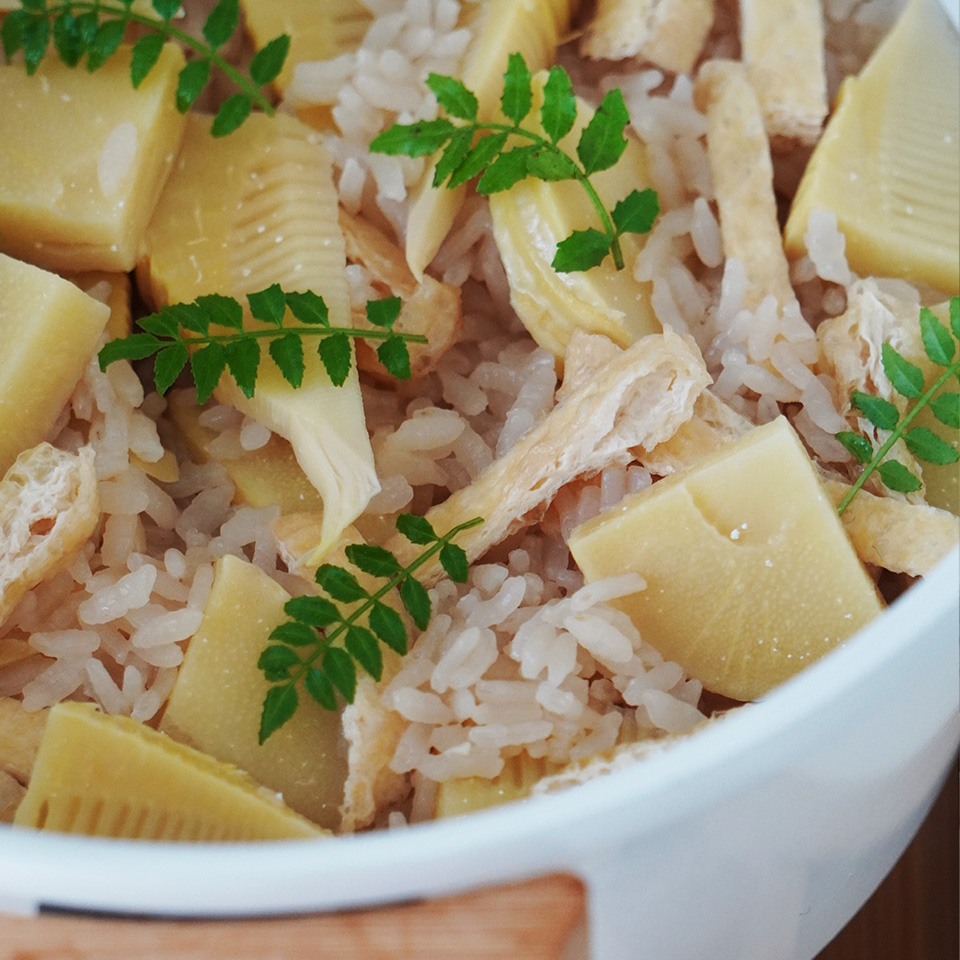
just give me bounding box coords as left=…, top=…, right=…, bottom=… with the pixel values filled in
left=2, top=546, right=957, bottom=960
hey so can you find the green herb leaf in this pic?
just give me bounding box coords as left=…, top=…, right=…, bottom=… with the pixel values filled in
left=258, top=644, right=302, bottom=681
left=399, top=576, right=431, bottom=631
left=836, top=430, right=873, bottom=465
left=53, top=11, right=83, bottom=68
left=316, top=565, right=368, bottom=604
left=284, top=595, right=339, bottom=628
left=2, top=11, right=29, bottom=61
left=345, top=543, right=403, bottom=579
left=612, top=188, right=660, bottom=236
left=322, top=647, right=357, bottom=702
left=904, top=426, right=959, bottom=465
left=259, top=684, right=298, bottom=743
left=577, top=88, right=629, bottom=175
left=224, top=339, right=260, bottom=398
left=285, top=290, right=329, bottom=327
left=249, top=33, right=290, bottom=87
left=168, top=301, right=209, bottom=336
left=476, top=145, right=535, bottom=195
left=153, top=344, right=189, bottom=395
left=930, top=392, right=959, bottom=429
left=553, top=228, right=612, bottom=273
left=196, top=293, right=244, bottom=331
left=98, top=333, right=163, bottom=369
left=951, top=298, right=959, bottom=339
left=370, top=118, right=455, bottom=157
left=190, top=343, right=226, bottom=404
left=131, top=32, right=164, bottom=88
left=318, top=331, right=353, bottom=386
left=500, top=52, right=532, bottom=125
left=426, top=72, right=478, bottom=121
left=368, top=604, right=407, bottom=655
left=433, top=126, right=475, bottom=188
left=540, top=65, right=576, bottom=144
left=525, top=147, right=577, bottom=182
left=877, top=459, right=922, bottom=493
left=152, top=0, right=181, bottom=21
left=304, top=668, right=337, bottom=711
left=248, top=284, right=286, bottom=327
left=919, top=307, right=956, bottom=366
left=448, top=131, right=508, bottom=189
left=396, top=513, right=437, bottom=545
left=176, top=58, right=211, bottom=113
left=344, top=625, right=383, bottom=683
left=211, top=93, right=252, bottom=137
left=22, top=13, right=50, bottom=74
left=439, top=543, right=469, bottom=583
left=202, top=0, right=238, bottom=51
left=882, top=343, right=924, bottom=400
left=270, top=621, right=321, bottom=647
left=86, top=18, right=125, bottom=71
left=269, top=333, right=305, bottom=388
left=377, top=337, right=412, bottom=381
left=366, top=296, right=402, bottom=330
left=851, top=390, right=900, bottom=431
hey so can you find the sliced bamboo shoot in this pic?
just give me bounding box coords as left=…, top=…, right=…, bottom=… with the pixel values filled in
left=0, top=45, right=186, bottom=272
left=0, top=256, right=110, bottom=476
left=139, top=112, right=378, bottom=559
left=160, top=555, right=347, bottom=831
left=436, top=755, right=557, bottom=818
left=569, top=417, right=884, bottom=701
left=784, top=0, right=960, bottom=295
left=15, top=702, right=325, bottom=840
left=489, top=75, right=660, bottom=358
left=405, top=0, right=580, bottom=279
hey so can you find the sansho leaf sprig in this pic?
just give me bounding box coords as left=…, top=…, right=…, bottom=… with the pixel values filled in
left=1, top=0, right=290, bottom=136
left=835, top=296, right=959, bottom=514
left=258, top=513, right=483, bottom=743
left=370, top=52, right=660, bottom=274
left=98, top=287, right=427, bottom=401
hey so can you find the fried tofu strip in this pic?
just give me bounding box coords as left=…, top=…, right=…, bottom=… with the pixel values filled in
left=0, top=444, right=99, bottom=627
left=695, top=60, right=796, bottom=312
left=0, top=769, right=24, bottom=823
left=389, top=327, right=710, bottom=582
left=581, top=0, right=715, bottom=75
left=740, top=0, right=827, bottom=144
left=339, top=210, right=463, bottom=379
left=824, top=480, right=959, bottom=577
left=0, top=697, right=47, bottom=784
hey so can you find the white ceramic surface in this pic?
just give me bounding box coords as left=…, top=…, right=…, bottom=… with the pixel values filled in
left=1, top=546, right=957, bottom=960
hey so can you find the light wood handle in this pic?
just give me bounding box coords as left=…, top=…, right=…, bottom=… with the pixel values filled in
left=0, top=874, right=585, bottom=960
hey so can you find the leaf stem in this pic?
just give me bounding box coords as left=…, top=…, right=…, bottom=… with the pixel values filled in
left=837, top=357, right=960, bottom=515
left=182, top=327, right=429, bottom=347
left=285, top=516, right=483, bottom=686
left=42, top=1, right=276, bottom=115
left=474, top=120, right=624, bottom=269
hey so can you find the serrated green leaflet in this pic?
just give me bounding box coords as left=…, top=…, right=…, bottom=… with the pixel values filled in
left=370, top=53, right=659, bottom=273
left=257, top=516, right=482, bottom=740
left=10, top=0, right=287, bottom=134
left=153, top=344, right=188, bottom=395
left=98, top=287, right=426, bottom=402
left=835, top=296, right=960, bottom=514
left=258, top=685, right=298, bottom=744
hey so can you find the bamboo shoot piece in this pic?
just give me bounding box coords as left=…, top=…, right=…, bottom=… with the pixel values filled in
left=15, top=702, right=325, bottom=840
left=784, top=0, right=959, bottom=296
left=569, top=417, right=884, bottom=701
left=436, top=755, right=558, bottom=818
left=0, top=46, right=186, bottom=273
left=160, top=555, right=347, bottom=831
left=139, top=112, right=378, bottom=559
left=0, top=256, right=110, bottom=476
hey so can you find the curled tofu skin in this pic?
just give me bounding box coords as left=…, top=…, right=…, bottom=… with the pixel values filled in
left=388, top=327, right=711, bottom=583
left=0, top=444, right=99, bottom=628
left=339, top=210, right=463, bottom=379
left=581, top=0, right=715, bottom=75
left=405, top=0, right=581, bottom=280
left=695, top=60, right=797, bottom=313
left=139, top=113, right=378, bottom=559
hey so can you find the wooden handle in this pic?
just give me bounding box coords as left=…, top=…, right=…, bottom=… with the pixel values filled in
left=0, top=874, right=585, bottom=960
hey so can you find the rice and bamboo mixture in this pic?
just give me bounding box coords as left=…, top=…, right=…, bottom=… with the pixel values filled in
left=0, top=0, right=957, bottom=838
